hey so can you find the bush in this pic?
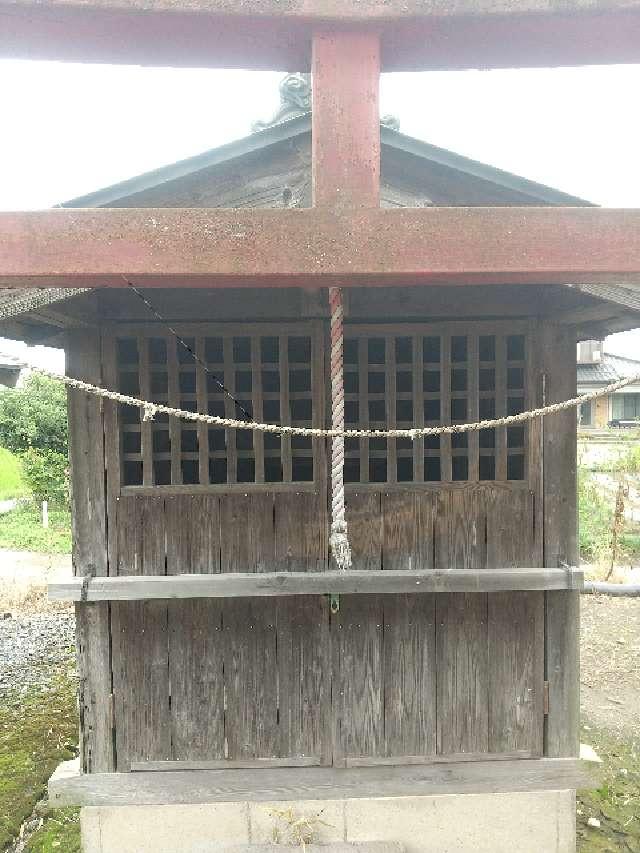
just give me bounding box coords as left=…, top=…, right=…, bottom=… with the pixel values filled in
left=21, top=447, right=69, bottom=505
left=0, top=373, right=67, bottom=456
left=578, top=468, right=613, bottom=562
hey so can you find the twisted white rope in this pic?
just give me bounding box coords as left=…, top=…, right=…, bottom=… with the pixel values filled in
left=27, top=363, right=640, bottom=438
left=328, top=287, right=351, bottom=570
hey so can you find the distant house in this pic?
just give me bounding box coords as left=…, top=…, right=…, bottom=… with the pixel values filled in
left=577, top=340, right=640, bottom=428
left=0, top=351, right=25, bottom=388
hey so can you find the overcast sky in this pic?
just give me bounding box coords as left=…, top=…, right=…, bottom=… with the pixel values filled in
left=1, top=59, right=640, bottom=369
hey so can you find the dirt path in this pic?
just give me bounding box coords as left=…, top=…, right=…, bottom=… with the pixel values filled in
left=581, top=594, right=640, bottom=739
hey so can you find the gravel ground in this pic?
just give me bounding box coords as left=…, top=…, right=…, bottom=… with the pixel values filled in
left=0, top=611, right=76, bottom=703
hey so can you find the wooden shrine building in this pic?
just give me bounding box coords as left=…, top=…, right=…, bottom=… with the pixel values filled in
left=3, top=63, right=640, bottom=852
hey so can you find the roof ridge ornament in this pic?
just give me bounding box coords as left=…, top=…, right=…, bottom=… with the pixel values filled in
left=251, top=72, right=400, bottom=133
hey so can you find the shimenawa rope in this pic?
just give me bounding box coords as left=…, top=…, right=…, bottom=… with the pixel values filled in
left=44, top=366, right=640, bottom=439
left=328, top=287, right=351, bottom=570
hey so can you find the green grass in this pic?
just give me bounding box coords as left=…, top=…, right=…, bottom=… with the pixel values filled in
left=0, top=677, right=78, bottom=849
left=0, top=446, right=28, bottom=501
left=26, top=808, right=81, bottom=852
left=0, top=502, right=71, bottom=553
left=578, top=725, right=640, bottom=852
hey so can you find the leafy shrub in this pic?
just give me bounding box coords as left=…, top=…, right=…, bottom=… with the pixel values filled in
left=0, top=373, right=67, bottom=456
left=21, top=447, right=69, bottom=505
left=578, top=468, right=613, bottom=562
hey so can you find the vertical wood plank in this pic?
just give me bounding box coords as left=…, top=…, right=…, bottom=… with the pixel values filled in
left=436, top=592, right=489, bottom=755
left=137, top=335, right=153, bottom=486
left=334, top=492, right=383, bottom=763
left=384, top=594, right=436, bottom=758
left=386, top=334, right=397, bottom=483
left=219, top=493, right=275, bottom=573
left=312, top=318, right=329, bottom=563
left=527, top=321, right=544, bottom=562
left=435, top=486, right=488, bottom=755
left=345, top=492, right=382, bottom=571
left=277, top=596, right=331, bottom=764
left=223, top=597, right=279, bottom=760
left=440, top=333, right=452, bottom=483
left=279, top=334, right=292, bottom=483
left=166, top=495, right=224, bottom=761
left=358, top=338, right=369, bottom=483
left=101, top=329, right=120, bottom=576
left=382, top=491, right=417, bottom=571
left=495, top=334, right=507, bottom=481
left=166, top=335, right=182, bottom=485
left=412, top=333, right=424, bottom=483
left=488, top=591, right=544, bottom=756
left=67, top=329, right=114, bottom=773
left=274, top=491, right=326, bottom=572
left=195, top=337, right=210, bottom=486
left=111, top=497, right=171, bottom=769
left=468, top=333, right=480, bottom=482
left=332, top=594, right=384, bottom=764
left=312, top=30, right=380, bottom=210
left=251, top=334, right=265, bottom=484
left=222, top=335, right=238, bottom=485
left=541, top=324, right=580, bottom=758
left=218, top=490, right=279, bottom=757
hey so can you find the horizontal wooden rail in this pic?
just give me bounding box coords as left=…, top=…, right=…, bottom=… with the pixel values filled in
left=49, top=567, right=584, bottom=602
left=49, top=756, right=597, bottom=807
left=3, top=208, right=640, bottom=289
left=2, top=0, right=640, bottom=70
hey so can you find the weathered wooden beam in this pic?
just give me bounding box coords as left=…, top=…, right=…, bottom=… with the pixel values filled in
left=2, top=0, right=639, bottom=70
left=3, top=207, right=640, bottom=288
left=312, top=30, right=380, bottom=209
left=48, top=567, right=584, bottom=601
left=49, top=756, right=597, bottom=807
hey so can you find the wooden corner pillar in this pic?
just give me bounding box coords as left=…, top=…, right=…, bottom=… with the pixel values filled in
left=541, top=324, right=580, bottom=759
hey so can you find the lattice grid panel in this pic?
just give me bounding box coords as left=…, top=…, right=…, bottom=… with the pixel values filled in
left=116, top=325, right=321, bottom=488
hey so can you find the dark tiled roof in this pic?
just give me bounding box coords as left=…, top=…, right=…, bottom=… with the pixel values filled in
left=577, top=353, right=640, bottom=385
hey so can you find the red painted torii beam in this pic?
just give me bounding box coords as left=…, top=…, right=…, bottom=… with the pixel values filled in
left=2, top=0, right=640, bottom=69
left=2, top=6, right=640, bottom=289
left=2, top=207, right=640, bottom=289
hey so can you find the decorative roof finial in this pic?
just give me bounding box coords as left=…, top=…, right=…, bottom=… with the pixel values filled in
left=251, top=73, right=401, bottom=134
left=251, top=73, right=312, bottom=133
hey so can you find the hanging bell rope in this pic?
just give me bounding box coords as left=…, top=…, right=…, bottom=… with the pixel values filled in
left=328, top=286, right=352, bottom=570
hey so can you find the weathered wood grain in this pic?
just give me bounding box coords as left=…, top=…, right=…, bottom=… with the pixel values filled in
left=540, top=324, right=580, bottom=758
left=383, top=594, right=436, bottom=758
left=332, top=594, right=384, bottom=764
left=166, top=495, right=224, bottom=761
left=111, top=497, right=171, bottom=769
left=274, top=492, right=327, bottom=572
left=223, top=597, right=279, bottom=760
left=488, top=592, right=544, bottom=755
left=219, top=493, right=275, bottom=573
left=276, top=596, right=331, bottom=764
left=49, top=567, right=583, bottom=601
left=436, top=592, right=489, bottom=755
left=49, top=757, right=597, bottom=808
left=346, top=492, right=383, bottom=571
left=66, top=330, right=114, bottom=772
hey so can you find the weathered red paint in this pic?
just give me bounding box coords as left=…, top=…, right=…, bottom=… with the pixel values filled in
left=312, top=31, right=380, bottom=209
left=2, top=207, right=640, bottom=288
left=1, top=0, right=640, bottom=70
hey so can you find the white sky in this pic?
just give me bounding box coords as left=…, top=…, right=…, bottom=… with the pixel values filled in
left=1, top=60, right=640, bottom=370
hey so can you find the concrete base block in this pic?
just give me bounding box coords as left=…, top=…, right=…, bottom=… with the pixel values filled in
left=80, top=790, right=576, bottom=853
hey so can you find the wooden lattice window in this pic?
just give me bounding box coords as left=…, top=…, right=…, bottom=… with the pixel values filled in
left=343, top=324, right=528, bottom=485
left=114, top=323, right=323, bottom=489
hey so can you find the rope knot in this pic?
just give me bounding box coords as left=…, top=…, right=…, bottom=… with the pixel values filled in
left=142, top=403, right=158, bottom=422
left=330, top=520, right=352, bottom=571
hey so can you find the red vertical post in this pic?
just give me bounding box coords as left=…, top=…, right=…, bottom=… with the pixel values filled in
left=312, top=29, right=381, bottom=210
